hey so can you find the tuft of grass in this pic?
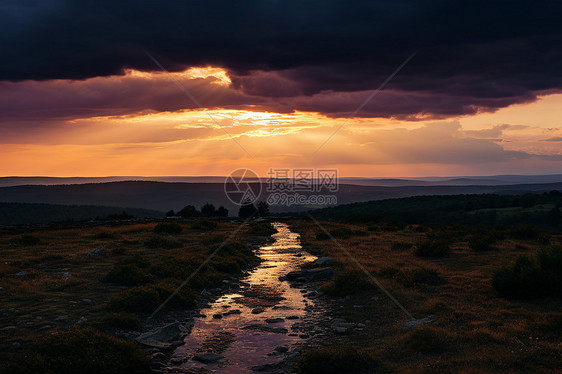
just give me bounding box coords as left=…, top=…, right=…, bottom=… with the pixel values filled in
left=144, top=235, right=182, bottom=249
left=3, top=327, right=150, bottom=374
left=378, top=267, right=445, bottom=288
left=95, top=312, right=141, bottom=331
left=492, top=245, right=562, bottom=299
left=10, top=235, right=41, bottom=246
left=508, top=226, right=539, bottom=240
left=468, top=233, right=497, bottom=251
left=247, top=222, right=277, bottom=236
left=402, top=326, right=453, bottom=354
left=191, top=219, right=218, bottom=231
left=153, top=222, right=182, bottom=234
left=391, top=242, right=413, bottom=251
left=297, top=345, right=376, bottom=374
left=321, top=270, right=374, bottom=296
left=107, top=285, right=161, bottom=314
left=415, top=239, right=450, bottom=257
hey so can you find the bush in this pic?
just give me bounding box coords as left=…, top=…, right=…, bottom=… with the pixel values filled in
left=4, top=327, right=150, bottom=374
left=399, top=268, right=445, bottom=287
left=153, top=222, right=182, bottom=234
left=107, top=286, right=161, bottom=313
left=298, top=345, right=375, bottom=374
left=104, top=258, right=153, bottom=286
left=492, top=246, right=562, bottom=299
left=191, top=219, right=218, bottom=231
left=247, top=222, right=277, bottom=236
left=321, top=270, right=374, bottom=296
left=403, top=326, right=452, bottom=354
left=10, top=235, right=41, bottom=246
left=377, top=267, right=444, bottom=288
left=509, top=226, right=539, bottom=240
left=144, top=236, right=182, bottom=249
left=468, top=233, right=497, bottom=251
left=391, top=242, right=413, bottom=251
left=415, top=239, right=450, bottom=257
left=96, top=312, right=141, bottom=331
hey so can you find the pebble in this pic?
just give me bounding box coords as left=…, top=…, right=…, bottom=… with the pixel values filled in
left=38, top=325, right=52, bottom=331
left=82, top=299, right=92, bottom=304
left=62, top=272, right=72, bottom=278
left=0, top=326, right=16, bottom=331
left=53, top=315, right=68, bottom=322
left=16, top=271, right=28, bottom=277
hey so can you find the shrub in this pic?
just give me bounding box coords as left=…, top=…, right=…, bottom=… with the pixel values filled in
left=492, top=246, right=562, bottom=299
left=315, top=231, right=330, bottom=240
left=153, top=222, right=182, bottom=234
left=509, top=226, right=539, bottom=240
left=468, top=233, right=497, bottom=251
left=191, top=219, right=218, bottom=231
left=107, top=286, right=161, bottom=313
left=321, top=270, right=374, bottom=296
left=104, top=256, right=152, bottom=286
left=211, top=258, right=241, bottom=274
left=247, top=222, right=277, bottom=236
left=149, top=258, right=194, bottom=279
left=144, top=236, right=182, bottom=249
left=93, top=231, right=118, bottom=239
left=10, top=235, right=40, bottom=246
left=4, top=327, right=150, bottom=374
left=297, top=345, right=375, bottom=374
left=399, top=268, right=445, bottom=287
left=96, top=312, right=141, bottom=331
left=415, top=239, right=450, bottom=257
left=403, top=326, right=452, bottom=354
left=391, top=242, right=413, bottom=251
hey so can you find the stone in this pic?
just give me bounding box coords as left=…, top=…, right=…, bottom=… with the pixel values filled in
left=274, top=346, right=289, bottom=353
left=82, top=298, right=92, bottom=304
left=88, top=247, right=106, bottom=255
left=334, top=327, right=348, bottom=334
left=251, top=307, right=265, bottom=314
left=265, top=318, right=284, bottom=324
left=53, top=315, right=68, bottom=322
left=314, top=257, right=333, bottom=265
left=136, top=322, right=185, bottom=349
left=286, top=315, right=300, bottom=320
left=62, top=272, right=72, bottom=278
left=224, top=309, right=242, bottom=315
left=192, top=352, right=224, bottom=364
left=38, top=325, right=52, bottom=331
left=212, top=314, right=223, bottom=319
left=0, top=326, right=16, bottom=331
left=404, top=317, right=432, bottom=330
left=16, top=271, right=28, bottom=277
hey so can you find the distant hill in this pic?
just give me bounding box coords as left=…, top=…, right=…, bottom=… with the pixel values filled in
left=1, top=173, right=561, bottom=188
left=306, top=191, right=562, bottom=229
left=1, top=181, right=562, bottom=217
left=0, top=202, right=163, bottom=226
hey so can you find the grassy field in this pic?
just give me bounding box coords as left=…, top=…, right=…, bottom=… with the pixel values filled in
left=293, top=220, right=562, bottom=374
left=0, top=219, right=262, bottom=372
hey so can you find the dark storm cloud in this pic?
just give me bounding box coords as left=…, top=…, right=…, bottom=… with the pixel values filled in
left=0, top=0, right=561, bottom=118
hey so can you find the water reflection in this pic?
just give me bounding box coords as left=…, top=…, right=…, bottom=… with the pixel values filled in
left=174, top=222, right=317, bottom=373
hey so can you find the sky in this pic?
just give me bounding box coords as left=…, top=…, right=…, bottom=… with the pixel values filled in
left=0, top=1, right=561, bottom=177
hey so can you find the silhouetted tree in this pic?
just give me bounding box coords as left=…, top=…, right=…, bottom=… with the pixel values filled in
left=257, top=201, right=270, bottom=217
left=547, top=206, right=561, bottom=227
left=216, top=206, right=229, bottom=217
left=238, top=199, right=257, bottom=219
left=178, top=205, right=200, bottom=218
left=201, top=203, right=216, bottom=217
left=166, top=210, right=175, bottom=217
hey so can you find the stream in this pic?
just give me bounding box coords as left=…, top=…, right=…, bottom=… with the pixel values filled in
left=171, top=222, right=323, bottom=373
